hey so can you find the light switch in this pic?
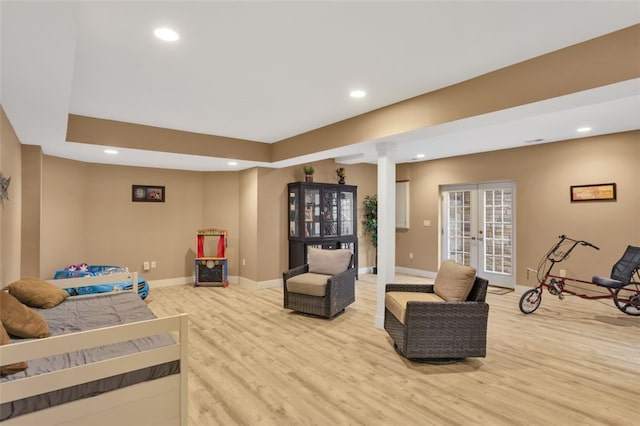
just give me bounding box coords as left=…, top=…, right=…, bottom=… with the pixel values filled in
left=423, top=220, right=431, bottom=227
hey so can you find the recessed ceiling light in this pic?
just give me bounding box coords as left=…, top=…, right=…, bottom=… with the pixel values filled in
left=104, top=149, right=118, bottom=155
left=577, top=127, right=592, bottom=133
left=350, top=89, right=366, bottom=98
left=227, top=161, right=238, bottom=166
left=154, top=27, right=179, bottom=42
left=415, top=153, right=425, bottom=158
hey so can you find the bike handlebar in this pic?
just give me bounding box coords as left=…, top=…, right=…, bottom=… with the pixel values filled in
left=558, top=234, right=599, bottom=250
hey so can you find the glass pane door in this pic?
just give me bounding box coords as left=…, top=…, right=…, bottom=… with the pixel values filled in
left=289, top=188, right=299, bottom=237
left=304, top=188, right=320, bottom=237
left=442, top=182, right=516, bottom=288
left=322, top=189, right=338, bottom=236
left=446, top=190, right=475, bottom=266
left=482, top=186, right=513, bottom=276
left=340, top=191, right=354, bottom=236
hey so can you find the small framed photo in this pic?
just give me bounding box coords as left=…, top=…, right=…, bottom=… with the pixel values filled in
left=132, top=185, right=165, bottom=202
left=570, top=183, right=616, bottom=202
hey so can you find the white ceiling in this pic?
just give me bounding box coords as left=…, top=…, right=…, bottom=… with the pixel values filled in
left=1, top=1, right=639, bottom=171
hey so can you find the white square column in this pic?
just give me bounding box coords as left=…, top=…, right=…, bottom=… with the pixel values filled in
left=374, top=142, right=396, bottom=329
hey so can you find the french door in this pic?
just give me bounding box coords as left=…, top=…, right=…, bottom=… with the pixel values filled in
left=441, top=182, right=516, bottom=288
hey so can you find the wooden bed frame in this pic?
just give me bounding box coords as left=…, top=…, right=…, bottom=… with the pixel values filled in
left=0, top=272, right=188, bottom=426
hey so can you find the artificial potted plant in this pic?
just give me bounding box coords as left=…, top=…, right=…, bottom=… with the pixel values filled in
left=303, top=165, right=315, bottom=182
left=362, top=194, right=378, bottom=273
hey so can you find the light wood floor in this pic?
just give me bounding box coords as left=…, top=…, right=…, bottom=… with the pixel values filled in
left=145, top=275, right=639, bottom=426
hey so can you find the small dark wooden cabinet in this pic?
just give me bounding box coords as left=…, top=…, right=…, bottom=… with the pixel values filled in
left=287, top=182, right=358, bottom=270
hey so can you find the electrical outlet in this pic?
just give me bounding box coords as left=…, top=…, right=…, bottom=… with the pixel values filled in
left=143, top=261, right=150, bottom=271
left=409, top=252, right=414, bottom=259
left=423, top=220, right=431, bottom=227
left=151, top=261, right=157, bottom=268
left=559, top=269, right=566, bottom=277
left=242, top=258, right=246, bottom=266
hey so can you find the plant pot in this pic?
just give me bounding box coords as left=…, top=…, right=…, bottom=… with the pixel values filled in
left=305, top=175, right=313, bottom=182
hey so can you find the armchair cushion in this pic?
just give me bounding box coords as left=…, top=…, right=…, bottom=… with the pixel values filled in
left=434, top=260, right=476, bottom=302
left=286, top=273, right=330, bottom=297
left=308, top=247, right=352, bottom=276
left=385, top=291, right=444, bottom=324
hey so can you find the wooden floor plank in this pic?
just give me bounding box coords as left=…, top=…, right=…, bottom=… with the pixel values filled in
left=145, top=274, right=639, bottom=426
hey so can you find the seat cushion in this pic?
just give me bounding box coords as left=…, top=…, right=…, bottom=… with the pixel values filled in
left=308, top=247, right=352, bottom=276
left=286, top=273, right=330, bottom=296
left=385, top=291, right=445, bottom=324
left=434, top=260, right=476, bottom=302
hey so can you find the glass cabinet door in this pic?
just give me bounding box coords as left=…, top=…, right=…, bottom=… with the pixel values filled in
left=289, top=188, right=299, bottom=237
left=304, top=188, right=321, bottom=237
left=322, top=189, right=338, bottom=237
left=340, top=190, right=354, bottom=236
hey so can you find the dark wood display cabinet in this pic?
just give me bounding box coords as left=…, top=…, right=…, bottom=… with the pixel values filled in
left=287, top=182, right=358, bottom=270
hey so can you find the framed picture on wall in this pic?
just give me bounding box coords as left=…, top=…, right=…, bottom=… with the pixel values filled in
left=570, top=183, right=616, bottom=202
left=132, top=185, right=165, bottom=202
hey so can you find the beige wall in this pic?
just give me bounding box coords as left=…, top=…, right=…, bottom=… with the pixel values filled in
left=396, top=131, right=640, bottom=287
left=39, top=157, right=208, bottom=280
left=20, top=145, right=43, bottom=277
left=31, top=154, right=375, bottom=283
left=202, top=172, right=241, bottom=276
left=7, top=106, right=639, bottom=289
left=239, top=168, right=259, bottom=281
left=0, top=107, right=22, bottom=283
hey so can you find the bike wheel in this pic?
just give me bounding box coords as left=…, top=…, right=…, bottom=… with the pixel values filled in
left=614, top=282, right=640, bottom=316
left=519, top=288, right=542, bottom=314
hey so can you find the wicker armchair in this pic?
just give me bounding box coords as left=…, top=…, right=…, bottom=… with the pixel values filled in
left=283, top=248, right=356, bottom=318
left=384, top=262, right=489, bottom=362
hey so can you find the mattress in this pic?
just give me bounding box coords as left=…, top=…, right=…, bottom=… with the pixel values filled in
left=0, top=292, right=179, bottom=420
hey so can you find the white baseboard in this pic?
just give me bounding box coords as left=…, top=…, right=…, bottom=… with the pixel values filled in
left=394, top=266, right=438, bottom=279
left=147, top=275, right=281, bottom=290
left=148, top=275, right=240, bottom=289
left=359, top=266, right=438, bottom=278
left=235, top=276, right=282, bottom=289
left=150, top=270, right=446, bottom=291
left=147, top=276, right=193, bottom=288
